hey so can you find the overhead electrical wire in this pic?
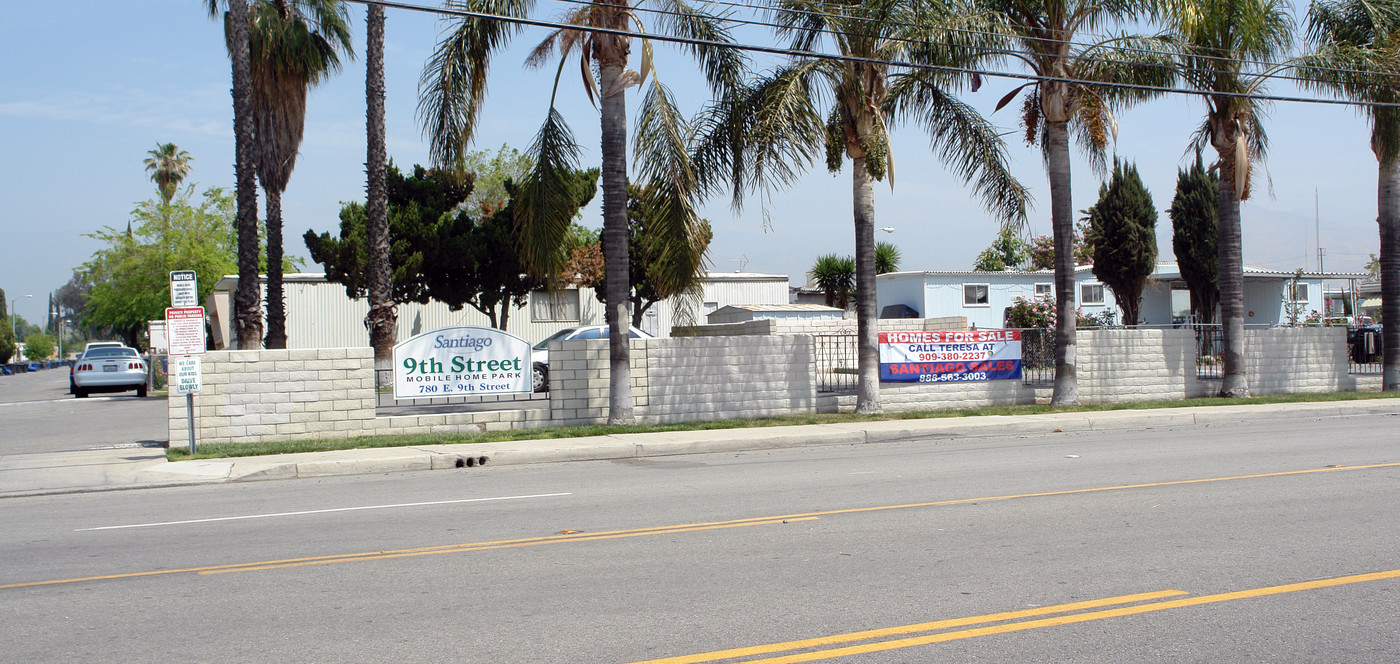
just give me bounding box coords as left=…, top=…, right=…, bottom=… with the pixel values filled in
left=340, top=0, right=1400, bottom=108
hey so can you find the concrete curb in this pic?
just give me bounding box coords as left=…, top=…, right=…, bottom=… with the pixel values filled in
left=6, top=398, right=1397, bottom=497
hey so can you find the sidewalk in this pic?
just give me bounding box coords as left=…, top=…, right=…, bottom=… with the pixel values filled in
left=3, top=399, right=1397, bottom=498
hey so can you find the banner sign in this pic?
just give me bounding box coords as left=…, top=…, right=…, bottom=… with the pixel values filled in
left=392, top=326, right=531, bottom=399
left=879, top=330, right=1022, bottom=383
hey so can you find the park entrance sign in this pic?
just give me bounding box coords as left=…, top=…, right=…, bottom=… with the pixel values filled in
left=392, top=326, right=531, bottom=399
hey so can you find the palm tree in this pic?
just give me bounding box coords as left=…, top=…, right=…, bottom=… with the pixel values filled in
left=208, top=0, right=264, bottom=350
left=987, top=0, right=1174, bottom=405
left=811, top=253, right=856, bottom=309
left=875, top=241, right=901, bottom=274
left=700, top=0, right=1028, bottom=414
left=1297, top=0, right=1400, bottom=390
left=1166, top=0, right=1294, bottom=397
left=419, top=0, right=743, bottom=425
left=144, top=143, right=194, bottom=205
left=247, top=0, right=352, bottom=349
left=364, top=3, right=393, bottom=370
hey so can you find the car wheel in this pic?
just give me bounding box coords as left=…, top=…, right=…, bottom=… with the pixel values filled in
left=532, top=363, right=549, bottom=393
left=75, top=388, right=88, bottom=399
left=69, top=380, right=76, bottom=395
left=137, top=383, right=148, bottom=398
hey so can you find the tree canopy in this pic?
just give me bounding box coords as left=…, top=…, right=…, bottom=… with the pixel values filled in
left=974, top=227, right=1030, bottom=272
left=81, top=187, right=239, bottom=348
left=1170, top=151, right=1220, bottom=326
left=307, top=162, right=599, bottom=331
left=1085, top=160, right=1158, bottom=326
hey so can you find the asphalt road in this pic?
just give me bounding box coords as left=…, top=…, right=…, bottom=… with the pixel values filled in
left=0, top=368, right=168, bottom=454
left=2, top=411, right=1397, bottom=662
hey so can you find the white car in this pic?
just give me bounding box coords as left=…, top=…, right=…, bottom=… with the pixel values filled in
left=71, top=346, right=148, bottom=398
left=530, top=325, right=653, bottom=392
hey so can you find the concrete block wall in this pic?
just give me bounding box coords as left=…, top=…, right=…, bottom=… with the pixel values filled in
left=1076, top=328, right=1205, bottom=403
left=673, top=317, right=967, bottom=338
left=168, top=347, right=377, bottom=446
left=546, top=339, right=650, bottom=426
left=640, top=336, right=815, bottom=424
left=1243, top=327, right=1348, bottom=395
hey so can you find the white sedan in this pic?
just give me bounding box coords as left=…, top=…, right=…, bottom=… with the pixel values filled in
left=530, top=325, right=653, bottom=392
left=71, top=346, right=148, bottom=398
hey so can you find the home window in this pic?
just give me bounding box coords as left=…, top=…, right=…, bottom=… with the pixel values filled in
left=1034, top=282, right=1053, bottom=297
left=531, top=289, right=581, bottom=322
left=1289, top=282, right=1310, bottom=302
left=1080, top=283, right=1105, bottom=305
left=963, top=283, right=990, bottom=307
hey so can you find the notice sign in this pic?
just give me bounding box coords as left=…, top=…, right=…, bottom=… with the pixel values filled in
left=170, top=270, right=198, bottom=308
left=165, top=307, right=207, bottom=356
left=392, top=326, right=531, bottom=399
left=172, top=356, right=202, bottom=395
left=879, top=330, right=1022, bottom=383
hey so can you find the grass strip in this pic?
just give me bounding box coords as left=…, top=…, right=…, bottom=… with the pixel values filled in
left=165, top=390, right=1400, bottom=461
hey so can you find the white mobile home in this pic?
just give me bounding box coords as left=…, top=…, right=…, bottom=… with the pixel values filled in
left=876, top=266, right=1115, bottom=329
left=205, top=272, right=791, bottom=350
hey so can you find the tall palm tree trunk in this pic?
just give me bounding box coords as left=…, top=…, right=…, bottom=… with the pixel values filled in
left=365, top=4, right=395, bottom=369
left=264, top=189, right=287, bottom=349
left=231, top=0, right=263, bottom=350
left=1215, top=146, right=1249, bottom=397
left=1379, top=154, right=1400, bottom=390
left=599, top=57, right=635, bottom=425
left=1046, top=120, right=1079, bottom=405
left=852, top=156, right=881, bottom=414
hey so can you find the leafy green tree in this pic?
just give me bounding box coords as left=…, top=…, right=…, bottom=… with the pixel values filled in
left=420, top=0, right=740, bottom=425
left=1167, top=0, right=1294, bottom=397
left=1083, top=160, right=1158, bottom=325
left=974, top=226, right=1029, bottom=271
left=144, top=143, right=194, bottom=206
left=307, top=163, right=599, bottom=331
left=875, top=242, right=901, bottom=275
left=22, top=334, right=55, bottom=362
left=1298, top=0, right=1400, bottom=389
left=82, top=188, right=239, bottom=348
left=988, top=0, right=1174, bottom=405
left=460, top=144, right=534, bottom=216
left=811, top=254, right=856, bottom=310
left=1170, top=151, right=1219, bottom=326
left=698, top=0, right=1028, bottom=414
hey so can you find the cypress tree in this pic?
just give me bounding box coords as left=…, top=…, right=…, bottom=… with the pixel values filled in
left=1085, top=159, right=1158, bottom=325
left=1169, top=151, right=1219, bottom=325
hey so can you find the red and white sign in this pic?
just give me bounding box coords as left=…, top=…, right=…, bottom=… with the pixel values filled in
left=165, top=307, right=206, bottom=356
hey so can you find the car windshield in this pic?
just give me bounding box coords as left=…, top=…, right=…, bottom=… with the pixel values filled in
left=84, top=348, right=138, bottom=359
left=532, top=328, right=577, bottom=351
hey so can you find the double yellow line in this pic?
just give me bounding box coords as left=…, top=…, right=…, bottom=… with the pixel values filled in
left=632, top=569, right=1400, bottom=663
left=0, top=515, right=816, bottom=589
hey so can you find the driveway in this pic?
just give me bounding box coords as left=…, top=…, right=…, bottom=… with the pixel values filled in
left=0, top=369, right=168, bottom=455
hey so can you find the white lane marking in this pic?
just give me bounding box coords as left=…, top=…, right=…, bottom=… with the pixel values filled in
left=0, top=396, right=130, bottom=407
left=75, top=492, right=573, bottom=531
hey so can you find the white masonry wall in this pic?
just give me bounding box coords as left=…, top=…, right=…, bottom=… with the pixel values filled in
left=171, top=328, right=1379, bottom=446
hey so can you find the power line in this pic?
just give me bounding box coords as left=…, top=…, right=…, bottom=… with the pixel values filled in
left=343, top=0, right=1400, bottom=109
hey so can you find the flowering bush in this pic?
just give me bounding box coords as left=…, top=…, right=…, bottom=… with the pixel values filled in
left=1006, top=295, right=1056, bottom=329
left=1007, top=295, right=1118, bottom=329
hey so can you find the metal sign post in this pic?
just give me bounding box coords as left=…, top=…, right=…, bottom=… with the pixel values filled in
left=172, top=356, right=203, bottom=454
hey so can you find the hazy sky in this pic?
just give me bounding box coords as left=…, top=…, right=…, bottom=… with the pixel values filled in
left=0, top=0, right=1381, bottom=327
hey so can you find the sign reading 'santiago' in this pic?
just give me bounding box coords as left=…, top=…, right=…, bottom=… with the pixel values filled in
left=878, top=330, right=1022, bottom=382
left=392, top=326, right=531, bottom=398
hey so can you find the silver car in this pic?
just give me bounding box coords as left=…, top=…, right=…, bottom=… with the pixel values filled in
left=530, top=325, right=653, bottom=392
left=71, top=346, right=148, bottom=398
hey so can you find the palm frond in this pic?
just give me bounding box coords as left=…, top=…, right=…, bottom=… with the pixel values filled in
left=652, top=0, right=749, bottom=96
left=887, top=69, right=1030, bottom=223
left=516, top=108, right=586, bottom=278
left=417, top=0, right=533, bottom=169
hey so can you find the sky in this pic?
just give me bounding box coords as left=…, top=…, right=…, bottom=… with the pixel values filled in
left=0, top=0, right=1384, bottom=329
